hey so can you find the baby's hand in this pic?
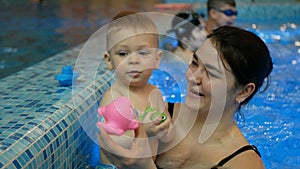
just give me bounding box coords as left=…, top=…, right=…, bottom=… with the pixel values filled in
left=140, top=107, right=171, bottom=139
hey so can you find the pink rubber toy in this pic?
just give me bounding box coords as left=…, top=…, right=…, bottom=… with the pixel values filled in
left=96, top=96, right=139, bottom=135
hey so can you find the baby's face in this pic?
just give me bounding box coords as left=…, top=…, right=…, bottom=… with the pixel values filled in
left=107, top=30, right=161, bottom=87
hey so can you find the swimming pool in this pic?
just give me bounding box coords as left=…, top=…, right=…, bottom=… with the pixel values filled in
left=1, top=1, right=300, bottom=169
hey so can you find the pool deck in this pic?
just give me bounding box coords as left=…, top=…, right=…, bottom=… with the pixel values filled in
left=0, top=44, right=113, bottom=168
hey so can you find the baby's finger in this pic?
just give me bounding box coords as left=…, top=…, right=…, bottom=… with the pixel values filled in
left=140, top=109, right=155, bottom=123
left=151, top=114, right=164, bottom=125
left=157, top=117, right=171, bottom=131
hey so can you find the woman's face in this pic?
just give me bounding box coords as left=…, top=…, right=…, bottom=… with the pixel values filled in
left=185, top=39, right=239, bottom=114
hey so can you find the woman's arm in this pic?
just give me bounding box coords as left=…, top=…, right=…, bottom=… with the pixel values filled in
left=97, top=124, right=157, bottom=169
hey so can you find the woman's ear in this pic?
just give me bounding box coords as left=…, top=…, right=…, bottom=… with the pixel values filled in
left=104, top=52, right=113, bottom=70
left=236, top=83, right=255, bottom=103
left=154, top=50, right=163, bottom=69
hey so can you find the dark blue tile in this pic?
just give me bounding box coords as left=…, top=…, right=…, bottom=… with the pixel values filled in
left=51, top=154, right=54, bottom=163
left=23, top=136, right=33, bottom=143
left=62, top=120, right=68, bottom=127
left=43, top=150, right=47, bottom=160
left=50, top=129, right=56, bottom=138
left=0, top=126, right=10, bottom=129
left=36, top=108, right=46, bottom=112
left=66, top=139, right=69, bottom=148
left=63, top=131, right=68, bottom=139
left=43, top=135, right=50, bottom=143
left=9, top=135, right=20, bottom=140
left=56, top=89, right=65, bottom=93
left=0, top=145, right=8, bottom=150
left=56, top=124, right=63, bottom=132
left=28, top=122, right=38, bottom=126
left=2, top=142, right=12, bottom=147
left=13, top=159, right=21, bottom=169
left=35, top=104, right=43, bottom=107
left=55, top=139, right=60, bottom=147
left=37, top=124, right=47, bottom=132
left=25, top=149, right=33, bottom=159
left=14, top=124, right=25, bottom=128
left=49, top=144, right=53, bottom=153
left=73, top=131, right=78, bottom=139
left=14, top=133, right=23, bottom=138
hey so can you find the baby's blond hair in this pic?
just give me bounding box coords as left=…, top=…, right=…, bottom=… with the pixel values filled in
left=106, top=11, right=159, bottom=51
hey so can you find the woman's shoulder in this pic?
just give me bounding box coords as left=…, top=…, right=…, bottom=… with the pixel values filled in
left=220, top=145, right=264, bottom=169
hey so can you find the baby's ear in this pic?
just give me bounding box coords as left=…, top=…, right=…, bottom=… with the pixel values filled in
left=104, top=52, right=113, bottom=70
left=154, top=50, right=163, bottom=69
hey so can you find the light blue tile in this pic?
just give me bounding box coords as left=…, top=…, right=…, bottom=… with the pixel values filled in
left=5, top=163, right=17, bottom=169
left=0, top=155, right=9, bottom=166
left=17, top=155, right=26, bottom=167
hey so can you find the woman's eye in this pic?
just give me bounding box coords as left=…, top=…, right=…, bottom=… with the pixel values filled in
left=190, top=60, right=198, bottom=67
left=207, top=71, right=220, bottom=78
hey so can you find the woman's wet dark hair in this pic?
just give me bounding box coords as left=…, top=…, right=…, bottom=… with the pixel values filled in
left=207, top=25, right=273, bottom=105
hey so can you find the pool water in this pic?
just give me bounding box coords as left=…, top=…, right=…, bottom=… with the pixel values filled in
left=0, top=0, right=160, bottom=79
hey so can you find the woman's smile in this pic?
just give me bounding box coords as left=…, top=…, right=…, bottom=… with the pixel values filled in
left=189, top=87, right=205, bottom=98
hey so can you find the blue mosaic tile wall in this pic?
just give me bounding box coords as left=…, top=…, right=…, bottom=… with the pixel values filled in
left=0, top=45, right=114, bottom=169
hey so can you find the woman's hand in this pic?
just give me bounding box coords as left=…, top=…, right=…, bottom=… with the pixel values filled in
left=97, top=124, right=157, bottom=169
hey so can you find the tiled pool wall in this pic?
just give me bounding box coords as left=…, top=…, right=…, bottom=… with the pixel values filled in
left=0, top=45, right=114, bottom=169
left=0, top=2, right=300, bottom=169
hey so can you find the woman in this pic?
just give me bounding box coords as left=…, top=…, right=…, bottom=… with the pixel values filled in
left=97, top=25, right=273, bottom=169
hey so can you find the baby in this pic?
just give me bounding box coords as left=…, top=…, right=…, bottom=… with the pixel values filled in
left=97, top=11, right=173, bottom=164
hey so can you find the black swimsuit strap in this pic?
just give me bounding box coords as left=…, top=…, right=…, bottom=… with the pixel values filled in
left=167, top=102, right=174, bottom=117
left=211, top=145, right=261, bottom=169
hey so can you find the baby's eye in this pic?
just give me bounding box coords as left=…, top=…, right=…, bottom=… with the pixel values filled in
left=118, top=51, right=128, bottom=57
left=138, top=50, right=152, bottom=56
